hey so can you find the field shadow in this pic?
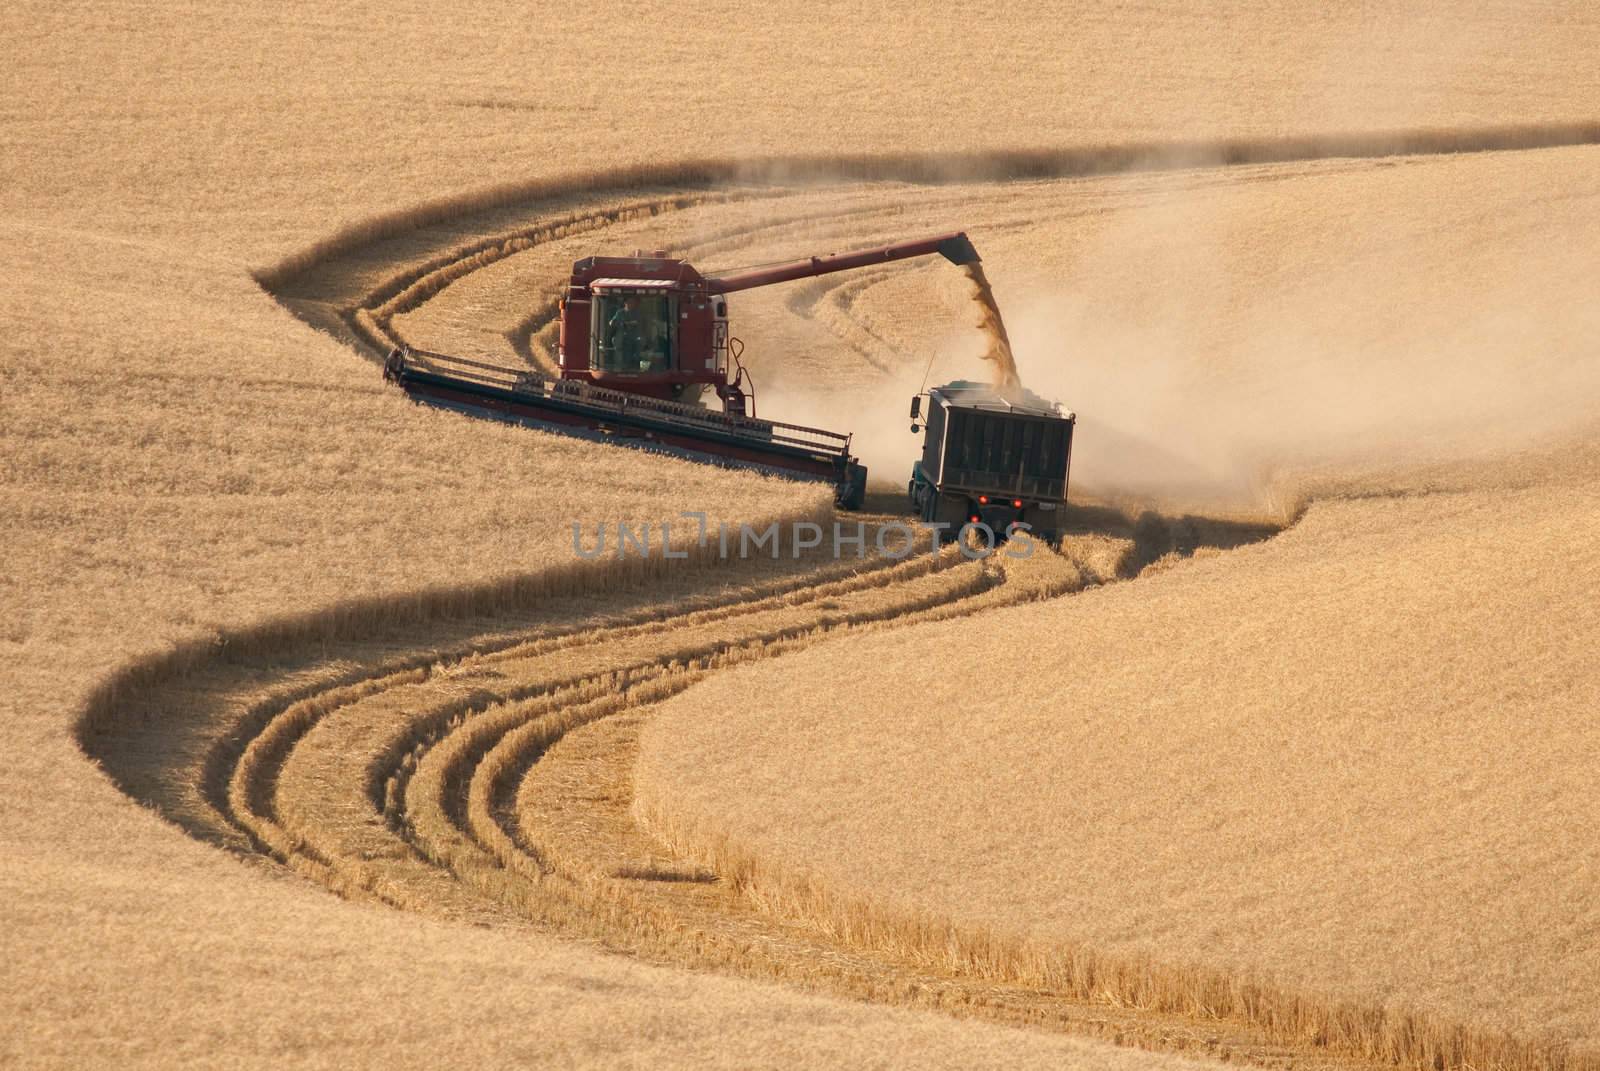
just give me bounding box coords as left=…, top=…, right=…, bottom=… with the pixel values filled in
left=1066, top=501, right=1281, bottom=577
left=859, top=487, right=1281, bottom=575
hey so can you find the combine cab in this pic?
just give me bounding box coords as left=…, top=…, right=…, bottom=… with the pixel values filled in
left=384, top=231, right=982, bottom=509
left=908, top=380, right=1076, bottom=542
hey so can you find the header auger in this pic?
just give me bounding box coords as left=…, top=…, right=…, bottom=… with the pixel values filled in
left=384, top=231, right=982, bottom=509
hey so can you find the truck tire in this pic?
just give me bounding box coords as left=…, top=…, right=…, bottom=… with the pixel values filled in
left=931, top=492, right=968, bottom=539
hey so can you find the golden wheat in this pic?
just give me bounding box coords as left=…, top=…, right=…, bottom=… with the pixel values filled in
left=14, top=2, right=1600, bottom=1066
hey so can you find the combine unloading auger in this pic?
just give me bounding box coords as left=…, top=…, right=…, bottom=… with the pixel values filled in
left=383, top=231, right=982, bottom=509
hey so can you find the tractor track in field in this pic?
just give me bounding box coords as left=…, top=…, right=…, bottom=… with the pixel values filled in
left=87, top=507, right=1312, bottom=1068
left=85, top=137, right=1597, bottom=1065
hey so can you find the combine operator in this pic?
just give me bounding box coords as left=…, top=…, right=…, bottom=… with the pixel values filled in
left=604, top=294, right=672, bottom=373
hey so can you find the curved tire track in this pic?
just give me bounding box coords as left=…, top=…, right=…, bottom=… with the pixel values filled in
left=87, top=509, right=1289, bottom=1062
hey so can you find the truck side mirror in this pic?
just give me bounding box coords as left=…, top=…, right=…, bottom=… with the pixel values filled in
left=909, top=396, right=922, bottom=419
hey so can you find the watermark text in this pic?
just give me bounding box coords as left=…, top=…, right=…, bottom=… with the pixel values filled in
left=570, top=511, right=1038, bottom=561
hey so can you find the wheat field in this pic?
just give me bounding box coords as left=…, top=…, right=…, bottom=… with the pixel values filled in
left=8, top=1, right=1600, bottom=1067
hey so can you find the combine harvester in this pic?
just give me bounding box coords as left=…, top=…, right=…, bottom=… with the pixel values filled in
left=384, top=232, right=982, bottom=509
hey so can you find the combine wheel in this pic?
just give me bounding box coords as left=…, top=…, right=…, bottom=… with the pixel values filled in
left=836, top=463, right=868, bottom=511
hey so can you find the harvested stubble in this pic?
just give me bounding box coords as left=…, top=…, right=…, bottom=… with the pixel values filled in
left=110, top=518, right=1301, bottom=1058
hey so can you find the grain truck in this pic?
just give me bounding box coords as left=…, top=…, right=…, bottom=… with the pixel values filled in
left=908, top=380, right=1075, bottom=543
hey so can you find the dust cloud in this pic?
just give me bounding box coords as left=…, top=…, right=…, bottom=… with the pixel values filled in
left=988, top=154, right=1600, bottom=517
left=1005, top=255, right=1600, bottom=518
left=761, top=365, right=936, bottom=492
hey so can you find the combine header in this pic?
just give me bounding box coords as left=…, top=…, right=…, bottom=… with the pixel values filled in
left=384, top=231, right=981, bottom=509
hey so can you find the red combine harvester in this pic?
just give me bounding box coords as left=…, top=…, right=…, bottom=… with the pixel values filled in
left=383, top=231, right=981, bottom=508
